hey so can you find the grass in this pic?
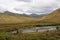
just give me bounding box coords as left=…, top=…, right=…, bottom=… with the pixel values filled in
left=0, top=32, right=18, bottom=40
left=38, top=8, right=60, bottom=23
left=1, top=29, right=60, bottom=40
left=0, top=13, right=39, bottom=24
left=23, top=30, right=60, bottom=40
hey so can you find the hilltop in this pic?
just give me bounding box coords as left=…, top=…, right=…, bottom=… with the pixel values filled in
left=4, top=11, right=45, bottom=18
left=38, top=8, right=60, bottom=24
left=0, top=12, right=38, bottom=24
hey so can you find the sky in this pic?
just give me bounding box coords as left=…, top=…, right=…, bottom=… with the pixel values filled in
left=0, top=0, right=60, bottom=15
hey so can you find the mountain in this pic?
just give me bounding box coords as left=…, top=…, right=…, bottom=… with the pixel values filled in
left=4, top=11, right=46, bottom=18
left=39, top=8, right=60, bottom=23
left=0, top=12, right=38, bottom=24
left=28, top=14, right=46, bottom=18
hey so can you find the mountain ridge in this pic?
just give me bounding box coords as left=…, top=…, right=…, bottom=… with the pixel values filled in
left=39, top=8, right=60, bottom=23
left=3, top=11, right=46, bottom=18
left=0, top=12, right=39, bottom=24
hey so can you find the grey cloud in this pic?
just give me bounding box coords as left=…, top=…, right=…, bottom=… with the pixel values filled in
left=26, top=9, right=52, bottom=14
left=16, top=0, right=31, bottom=2
left=0, top=0, right=60, bottom=15
left=0, top=8, right=7, bottom=12
left=25, top=4, right=58, bottom=14
left=14, top=8, right=23, bottom=12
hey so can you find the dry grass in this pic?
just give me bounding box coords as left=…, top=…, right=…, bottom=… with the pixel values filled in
left=38, top=8, right=60, bottom=23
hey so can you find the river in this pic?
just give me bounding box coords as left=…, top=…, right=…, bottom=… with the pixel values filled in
left=9, top=26, right=56, bottom=33
left=23, top=26, right=56, bottom=33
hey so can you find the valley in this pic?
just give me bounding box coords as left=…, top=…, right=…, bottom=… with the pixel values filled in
left=0, top=8, right=60, bottom=40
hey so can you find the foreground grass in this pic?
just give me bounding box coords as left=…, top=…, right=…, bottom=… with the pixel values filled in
left=0, top=32, right=18, bottom=40
left=0, top=23, right=60, bottom=40
left=0, top=29, right=60, bottom=40
left=23, top=30, right=60, bottom=40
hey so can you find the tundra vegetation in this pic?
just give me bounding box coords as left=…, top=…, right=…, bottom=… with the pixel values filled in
left=0, top=28, right=60, bottom=40
left=0, top=9, right=60, bottom=40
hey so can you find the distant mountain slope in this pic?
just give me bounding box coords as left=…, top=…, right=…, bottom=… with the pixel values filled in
left=4, top=11, right=46, bottom=18
left=28, top=14, right=46, bottom=18
left=39, top=8, right=60, bottom=23
left=0, top=12, right=38, bottom=24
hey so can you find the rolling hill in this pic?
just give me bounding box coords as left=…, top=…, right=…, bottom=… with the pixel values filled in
left=39, top=8, right=60, bottom=23
left=0, top=11, right=41, bottom=31
left=1, top=8, right=60, bottom=25
left=0, top=12, right=38, bottom=24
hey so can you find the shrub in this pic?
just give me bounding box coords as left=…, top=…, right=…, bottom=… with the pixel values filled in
left=0, top=32, right=17, bottom=40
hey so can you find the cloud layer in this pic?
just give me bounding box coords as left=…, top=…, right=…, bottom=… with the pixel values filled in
left=0, top=0, right=60, bottom=15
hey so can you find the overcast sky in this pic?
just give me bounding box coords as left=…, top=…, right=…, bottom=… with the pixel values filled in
left=0, top=0, right=60, bottom=15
